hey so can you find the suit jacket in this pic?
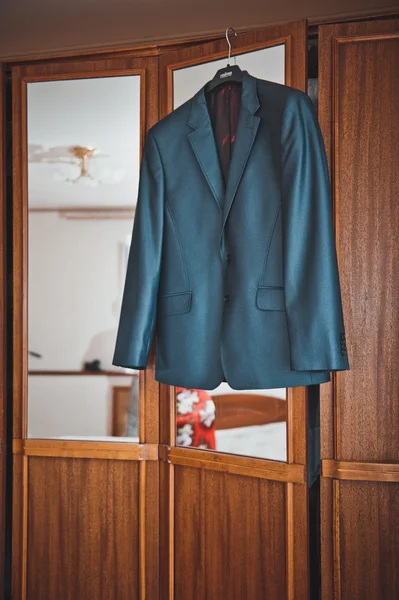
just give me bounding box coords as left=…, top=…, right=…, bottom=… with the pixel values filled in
left=112, top=70, right=350, bottom=389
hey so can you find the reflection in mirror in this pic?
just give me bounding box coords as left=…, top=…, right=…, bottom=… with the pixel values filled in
left=173, top=44, right=287, bottom=461
left=173, top=44, right=285, bottom=109
left=27, top=75, right=141, bottom=441
left=175, top=385, right=287, bottom=461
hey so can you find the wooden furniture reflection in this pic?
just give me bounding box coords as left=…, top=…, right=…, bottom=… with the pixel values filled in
left=28, top=370, right=135, bottom=376
left=212, top=393, right=287, bottom=430
left=112, top=386, right=131, bottom=436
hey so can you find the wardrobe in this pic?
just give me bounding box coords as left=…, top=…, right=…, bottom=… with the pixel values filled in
left=0, top=13, right=398, bottom=600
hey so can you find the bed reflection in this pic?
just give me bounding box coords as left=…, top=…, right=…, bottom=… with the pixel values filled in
left=175, top=384, right=287, bottom=462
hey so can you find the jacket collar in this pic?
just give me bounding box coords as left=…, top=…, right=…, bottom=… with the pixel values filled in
left=187, top=70, right=261, bottom=240
left=188, top=69, right=260, bottom=129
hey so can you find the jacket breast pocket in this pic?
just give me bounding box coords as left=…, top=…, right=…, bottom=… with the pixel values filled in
left=256, top=286, right=285, bottom=312
left=157, top=291, right=192, bottom=317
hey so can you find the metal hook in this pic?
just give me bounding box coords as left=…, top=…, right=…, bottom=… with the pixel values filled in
left=225, top=27, right=237, bottom=65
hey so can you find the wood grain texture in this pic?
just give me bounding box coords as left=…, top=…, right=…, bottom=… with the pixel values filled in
left=287, top=384, right=308, bottom=468
left=0, top=64, right=5, bottom=444
left=174, top=466, right=287, bottom=600
left=139, top=461, right=160, bottom=600
left=14, top=439, right=159, bottom=460
left=319, top=17, right=399, bottom=600
left=26, top=458, right=140, bottom=600
left=169, top=446, right=306, bottom=483
left=323, top=459, right=399, bottom=482
left=339, top=481, right=399, bottom=600
left=12, top=64, right=26, bottom=441
left=159, top=383, right=174, bottom=600
left=139, top=363, right=161, bottom=444
left=159, top=460, right=174, bottom=600
left=335, top=31, right=399, bottom=462
left=28, top=370, right=136, bottom=376
left=112, top=385, right=132, bottom=436
left=212, top=392, right=287, bottom=430
left=12, top=455, right=24, bottom=599
left=319, top=18, right=399, bottom=463
left=286, top=483, right=310, bottom=600
left=0, top=62, right=6, bottom=595
left=11, top=55, right=161, bottom=599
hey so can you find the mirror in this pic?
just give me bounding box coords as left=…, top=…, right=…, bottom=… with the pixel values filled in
left=173, top=44, right=288, bottom=461
left=176, top=385, right=287, bottom=461
left=27, top=75, right=141, bottom=441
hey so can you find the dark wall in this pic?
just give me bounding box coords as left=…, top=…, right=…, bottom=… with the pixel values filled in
left=0, top=0, right=398, bottom=60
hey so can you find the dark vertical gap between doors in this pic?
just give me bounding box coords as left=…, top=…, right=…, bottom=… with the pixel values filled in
left=307, top=32, right=321, bottom=600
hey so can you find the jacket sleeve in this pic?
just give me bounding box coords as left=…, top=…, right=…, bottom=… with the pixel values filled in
left=281, top=91, right=349, bottom=372
left=112, top=129, right=164, bottom=369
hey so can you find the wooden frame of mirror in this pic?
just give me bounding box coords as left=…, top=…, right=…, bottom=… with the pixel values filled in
left=0, top=62, right=7, bottom=593
left=158, top=21, right=311, bottom=598
left=11, top=53, right=161, bottom=598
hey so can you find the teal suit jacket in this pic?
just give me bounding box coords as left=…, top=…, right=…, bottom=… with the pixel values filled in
left=113, top=71, right=350, bottom=389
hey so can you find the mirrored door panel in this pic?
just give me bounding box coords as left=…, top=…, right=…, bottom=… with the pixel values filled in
left=172, top=42, right=288, bottom=461
left=175, top=385, right=287, bottom=461
left=173, top=44, right=285, bottom=108
left=27, top=75, right=142, bottom=441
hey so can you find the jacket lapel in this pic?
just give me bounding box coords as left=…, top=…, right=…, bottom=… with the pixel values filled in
left=188, top=95, right=224, bottom=210
left=188, top=70, right=260, bottom=219
left=222, top=79, right=260, bottom=230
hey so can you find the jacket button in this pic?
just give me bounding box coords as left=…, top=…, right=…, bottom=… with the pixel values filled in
left=226, top=253, right=232, bottom=263
left=224, top=295, right=230, bottom=303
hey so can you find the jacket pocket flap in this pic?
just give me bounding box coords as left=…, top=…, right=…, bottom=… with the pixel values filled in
left=256, top=287, right=285, bottom=311
left=158, top=292, right=192, bottom=316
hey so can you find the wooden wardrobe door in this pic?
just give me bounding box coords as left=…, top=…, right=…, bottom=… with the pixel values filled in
left=0, top=62, right=7, bottom=596
left=11, top=55, right=160, bottom=600
left=319, top=18, right=399, bottom=600
left=158, top=21, right=311, bottom=600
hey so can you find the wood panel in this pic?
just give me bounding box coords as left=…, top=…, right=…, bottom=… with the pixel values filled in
left=14, top=439, right=159, bottom=460
left=0, top=62, right=6, bottom=596
left=323, top=459, right=399, bottom=482
left=338, top=481, right=399, bottom=600
left=174, top=466, right=287, bottom=600
left=159, top=384, right=174, bottom=600
left=336, top=33, right=399, bottom=462
left=139, top=460, right=160, bottom=600
left=26, top=458, right=140, bottom=600
left=319, top=17, right=399, bottom=600
left=168, top=446, right=305, bottom=483
left=12, top=454, right=27, bottom=599
left=11, top=54, right=161, bottom=599
left=319, top=19, right=399, bottom=463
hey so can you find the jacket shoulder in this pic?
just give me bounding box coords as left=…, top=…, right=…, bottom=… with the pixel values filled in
left=147, top=97, right=192, bottom=142
left=255, top=77, right=311, bottom=111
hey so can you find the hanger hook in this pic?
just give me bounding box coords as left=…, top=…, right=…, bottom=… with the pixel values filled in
left=225, top=27, right=237, bottom=65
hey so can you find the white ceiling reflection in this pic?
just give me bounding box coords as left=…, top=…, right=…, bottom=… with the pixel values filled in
left=27, top=76, right=141, bottom=209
